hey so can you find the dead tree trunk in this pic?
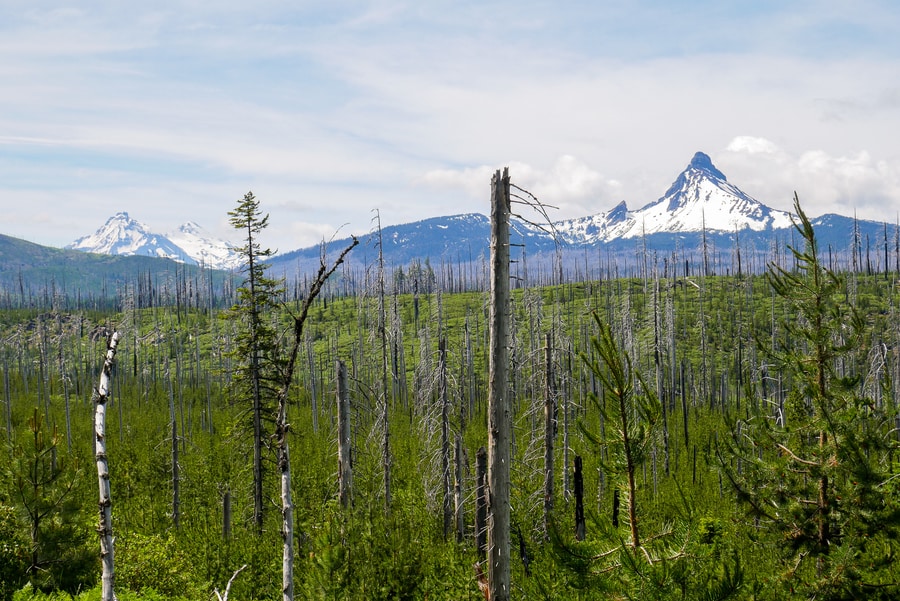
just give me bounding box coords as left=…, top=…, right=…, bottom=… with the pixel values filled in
left=574, top=454, right=585, bottom=541
left=488, top=167, right=511, bottom=601
left=94, top=331, right=119, bottom=601
left=374, top=211, right=392, bottom=513
left=275, top=238, right=357, bottom=601
left=440, top=337, right=453, bottom=540
left=4, top=354, right=11, bottom=447
left=337, top=360, right=353, bottom=509
left=543, top=332, right=556, bottom=537
left=276, top=398, right=294, bottom=601
left=476, top=446, right=488, bottom=559
left=454, top=434, right=465, bottom=543
left=166, top=358, right=180, bottom=529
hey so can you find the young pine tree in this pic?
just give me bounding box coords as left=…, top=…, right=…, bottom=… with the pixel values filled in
left=225, top=191, right=285, bottom=533
left=721, top=194, right=900, bottom=599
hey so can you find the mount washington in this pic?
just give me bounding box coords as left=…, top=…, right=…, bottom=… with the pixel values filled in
left=66, top=152, right=894, bottom=275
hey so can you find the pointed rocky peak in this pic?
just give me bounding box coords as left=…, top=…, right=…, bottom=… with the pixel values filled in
left=629, top=151, right=794, bottom=235
left=688, top=151, right=727, bottom=181
left=607, top=200, right=629, bottom=224
left=656, top=152, right=730, bottom=212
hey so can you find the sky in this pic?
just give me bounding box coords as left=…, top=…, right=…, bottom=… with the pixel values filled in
left=2, top=0, right=900, bottom=253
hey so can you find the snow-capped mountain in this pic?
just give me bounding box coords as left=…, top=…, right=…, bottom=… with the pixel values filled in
left=167, top=221, right=243, bottom=270
left=552, top=152, right=794, bottom=244
left=68, top=212, right=186, bottom=261
left=68, top=212, right=241, bottom=270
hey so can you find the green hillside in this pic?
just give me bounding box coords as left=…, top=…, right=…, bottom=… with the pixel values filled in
left=0, top=233, right=230, bottom=309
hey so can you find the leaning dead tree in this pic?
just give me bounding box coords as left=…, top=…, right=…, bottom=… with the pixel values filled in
left=274, top=237, right=358, bottom=601
left=94, top=330, right=120, bottom=601
left=487, top=167, right=512, bottom=601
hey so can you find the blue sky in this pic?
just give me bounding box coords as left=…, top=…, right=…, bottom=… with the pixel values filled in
left=2, top=0, right=899, bottom=252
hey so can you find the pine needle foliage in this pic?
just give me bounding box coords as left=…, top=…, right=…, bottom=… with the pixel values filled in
left=720, top=194, right=900, bottom=599
left=552, top=314, right=744, bottom=600
left=579, top=313, right=661, bottom=549
left=224, top=191, right=285, bottom=533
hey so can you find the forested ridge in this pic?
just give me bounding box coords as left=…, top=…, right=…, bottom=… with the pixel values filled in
left=2, top=203, right=900, bottom=600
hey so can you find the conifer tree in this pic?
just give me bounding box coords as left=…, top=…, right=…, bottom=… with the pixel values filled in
left=721, top=194, right=900, bottom=598
left=4, top=409, right=93, bottom=594
left=226, top=191, right=284, bottom=533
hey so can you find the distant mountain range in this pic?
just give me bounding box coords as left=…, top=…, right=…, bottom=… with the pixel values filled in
left=268, top=152, right=898, bottom=277
left=70, top=152, right=802, bottom=270
left=2, top=151, right=897, bottom=301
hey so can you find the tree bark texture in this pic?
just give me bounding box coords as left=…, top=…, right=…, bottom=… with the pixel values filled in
left=488, top=167, right=511, bottom=601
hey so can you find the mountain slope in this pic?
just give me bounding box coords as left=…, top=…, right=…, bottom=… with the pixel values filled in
left=0, top=232, right=228, bottom=300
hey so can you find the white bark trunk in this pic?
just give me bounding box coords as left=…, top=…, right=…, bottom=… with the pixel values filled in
left=277, top=402, right=294, bottom=601
left=95, top=331, right=119, bottom=601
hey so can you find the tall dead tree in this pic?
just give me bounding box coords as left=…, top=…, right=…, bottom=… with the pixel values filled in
left=94, top=331, right=119, bottom=601
left=476, top=446, right=488, bottom=559
left=274, top=238, right=358, bottom=601
left=336, top=360, right=353, bottom=509
left=374, top=210, right=392, bottom=512
left=454, top=434, right=465, bottom=542
left=166, top=357, right=180, bottom=529
left=441, top=337, right=453, bottom=540
left=543, top=332, right=557, bottom=537
left=487, top=167, right=511, bottom=601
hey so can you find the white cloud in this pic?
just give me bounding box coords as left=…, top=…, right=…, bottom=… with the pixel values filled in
left=726, top=136, right=781, bottom=156
left=419, top=156, right=623, bottom=222
left=719, top=138, right=900, bottom=220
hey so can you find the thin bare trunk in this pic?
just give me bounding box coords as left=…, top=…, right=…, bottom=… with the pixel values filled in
left=94, top=331, right=119, bottom=601
left=374, top=211, right=392, bottom=512
left=275, top=238, right=357, bottom=601
left=454, top=434, right=465, bottom=542
left=441, top=337, right=452, bottom=539
left=543, top=333, right=556, bottom=537
left=276, top=399, right=294, bottom=601
left=337, top=360, right=353, bottom=509
left=476, top=446, right=488, bottom=559
left=574, top=455, right=585, bottom=541
left=166, top=358, right=180, bottom=529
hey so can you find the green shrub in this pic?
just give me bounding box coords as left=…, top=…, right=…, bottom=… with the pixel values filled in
left=0, top=505, right=28, bottom=601
left=115, top=532, right=207, bottom=600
